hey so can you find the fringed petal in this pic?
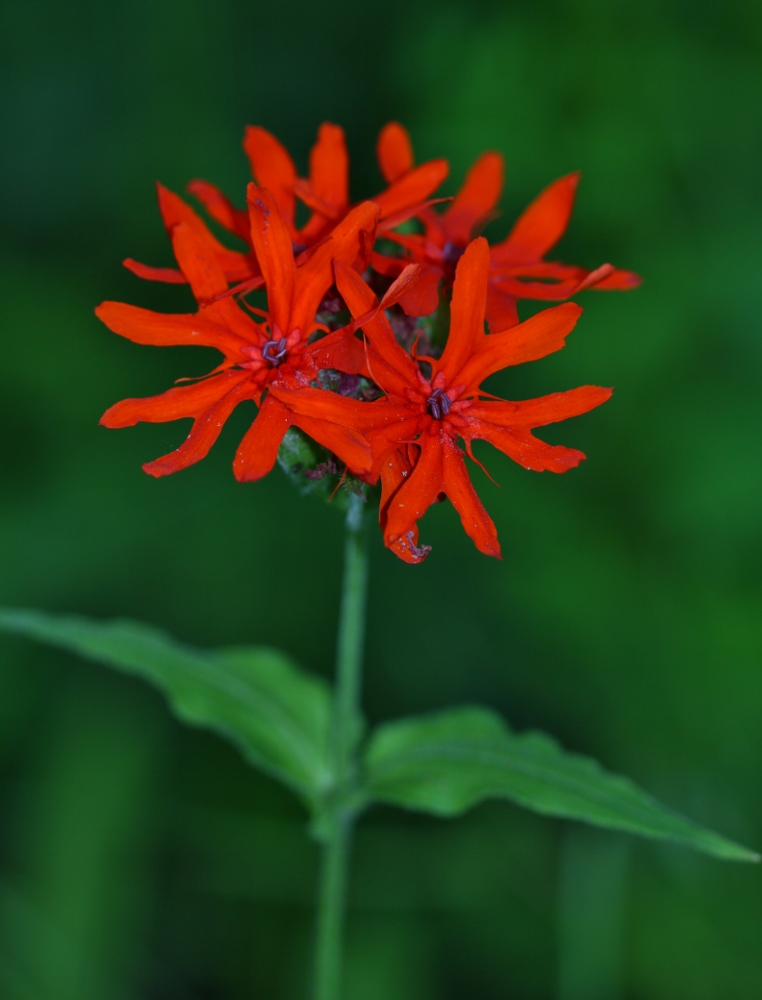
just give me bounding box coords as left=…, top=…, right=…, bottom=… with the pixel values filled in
left=467, top=420, right=588, bottom=473
left=100, top=370, right=252, bottom=428
left=95, top=301, right=248, bottom=355
left=141, top=377, right=256, bottom=477
left=457, top=302, right=583, bottom=389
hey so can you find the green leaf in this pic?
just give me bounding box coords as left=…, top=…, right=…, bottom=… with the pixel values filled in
left=364, top=707, right=759, bottom=862
left=0, top=608, right=335, bottom=807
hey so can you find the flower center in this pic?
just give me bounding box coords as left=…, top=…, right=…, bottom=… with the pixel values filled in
left=442, top=241, right=465, bottom=270
left=262, top=337, right=288, bottom=367
left=426, top=388, right=452, bottom=421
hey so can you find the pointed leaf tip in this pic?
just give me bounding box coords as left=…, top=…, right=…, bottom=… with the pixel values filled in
left=364, top=707, right=758, bottom=862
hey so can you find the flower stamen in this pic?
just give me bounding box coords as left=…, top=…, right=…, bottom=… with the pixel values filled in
left=442, top=241, right=465, bottom=270
left=426, top=387, right=452, bottom=420
left=262, top=337, right=289, bottom=367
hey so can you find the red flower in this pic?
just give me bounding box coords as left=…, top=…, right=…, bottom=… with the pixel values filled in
left=273, top=239, right=612, bottom=562
left=124, top=123, right=448, bottom=291
left=373, top=124, right=640, bottom=330
left=98, top=190, right=379, bottom=481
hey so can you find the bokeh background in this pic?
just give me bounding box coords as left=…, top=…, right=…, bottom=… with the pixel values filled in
left=2, top=0, right=761, bottom=997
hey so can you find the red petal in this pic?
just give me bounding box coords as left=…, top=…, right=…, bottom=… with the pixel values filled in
left=369, top=250, right=407, bottom=278
left=468, top=385, right=613, bottom=429
left=377, top=122, right=414, bottom=183
left=169, top=225, right=263, bottom=344
left=485, top=283, right=519, bottom=332
left=100, top=370, right=251, bottom=427
left=291, top=201, right=379, bottom=333
left=306, top=327, right=366, bottom=375
left=383, top=435, right=444, bottom=546
left=247, top=184, right=296, bottom=334
left=444, top=152, right=504, bottom=245
left=379, top=446, right=431, bottom=564
left=372, top=159, right=449, bottom=221
left=387, top=529, right=431, bottom=563
left=467, top=421, right=588, bottom=473
left=496, top=260, right=586, bottom=281
left=187, top=179, right=251, bottom=243
left=490, top=261, right=641, bottom=302
left=334, top=261, right=420, bottom=394
left=457, top=302, right=583, bottom=389
left=291, top=180, right=337, bottom=226
left=593, top=268, right=642, bottom=290
left=438, top=237, right=490, bottom=382
left=379, top=263, right=425, bottom=310
left=309, top=123, right=349, bottom=215
left=156, top=183, right=250, bottom=276
left=244, top=387, right=373, bottom=477
left=268, top=383, right=369, bottom=427
left=123, top=259, right=186, bottom=283
left=141, top=377, right=256, bottom=478
left=379, top=444, right=416, bottom=514
left=95, top=301, right=247, bottom=355
left=170, top=223, right=230, bottom=303
left=292, top=411, right=372, bottom=476
left=243, top=126, right=297, bottom=229
left=441, top=436, right=500, bottom=557
left=398, top=264, right=442, bottom=317
left=233, top=394, right=292, bottom=482
left=494, top=173, right=580, bottom=264
left=489, top=263, right=587, bottom=301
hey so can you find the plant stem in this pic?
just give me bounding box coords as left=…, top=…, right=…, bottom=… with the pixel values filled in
left=313, top=494, right=368, bottom=1000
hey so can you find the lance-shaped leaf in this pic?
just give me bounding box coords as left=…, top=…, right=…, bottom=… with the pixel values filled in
left=0, top=608, right=338, bottom=807
left=364, top=707, right=758, bottom=862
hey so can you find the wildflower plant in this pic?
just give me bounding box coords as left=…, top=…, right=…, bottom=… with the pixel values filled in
left=1, top=121, right=757, bottom=999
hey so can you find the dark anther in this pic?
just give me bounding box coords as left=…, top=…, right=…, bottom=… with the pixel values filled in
left=262, top=337, right=288, bottom=367
left=426, top=388, right=452, bottom=420
left=442, top=241, right=465, bottom=269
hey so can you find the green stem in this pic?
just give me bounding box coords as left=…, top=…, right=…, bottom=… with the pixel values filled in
left=313, top=495, right=368, bottom=1000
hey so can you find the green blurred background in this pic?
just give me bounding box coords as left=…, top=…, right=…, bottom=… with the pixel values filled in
left=2, top=0, right=761, bottom=996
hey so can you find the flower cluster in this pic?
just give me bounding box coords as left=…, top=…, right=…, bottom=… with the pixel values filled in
left=98, top=122, right=639, bottom=562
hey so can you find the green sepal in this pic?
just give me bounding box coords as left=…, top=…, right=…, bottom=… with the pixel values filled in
left=363, top=707, right=759, bottom=862
left=276, top=426, right=374, bottom=513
